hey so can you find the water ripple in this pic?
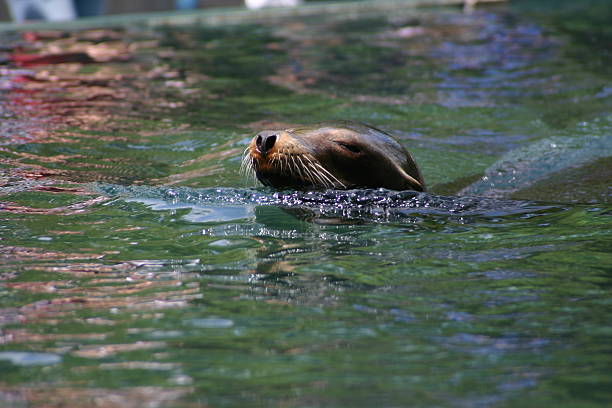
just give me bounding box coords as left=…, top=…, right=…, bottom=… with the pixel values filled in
left=93, top=184, right=559, bottom=223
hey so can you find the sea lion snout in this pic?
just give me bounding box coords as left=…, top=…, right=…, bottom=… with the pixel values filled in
left=255, top=131, right=278, bottom=156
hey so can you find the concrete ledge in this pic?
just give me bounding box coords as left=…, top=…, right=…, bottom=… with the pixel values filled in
left=0, top=0, right=505, bottom=31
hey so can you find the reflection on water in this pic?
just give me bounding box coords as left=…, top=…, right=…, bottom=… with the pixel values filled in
left=1, top=1, right=611, bottom=407
left=0, top=351, right=61, bottom=366
left=126, top=197, right=256, bottom=223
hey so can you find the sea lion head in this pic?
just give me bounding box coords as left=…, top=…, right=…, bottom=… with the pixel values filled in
left=242, top=121, right=425, bottom=191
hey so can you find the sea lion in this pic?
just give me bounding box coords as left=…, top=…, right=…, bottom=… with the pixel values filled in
left=242, top=121, right=425, bottom=191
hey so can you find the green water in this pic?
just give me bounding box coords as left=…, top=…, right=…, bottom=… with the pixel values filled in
left=0, top=1, right=611, bottom=407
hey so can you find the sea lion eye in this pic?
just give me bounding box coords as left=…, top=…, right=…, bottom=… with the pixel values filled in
left=336, top=141, right=361, bottom=154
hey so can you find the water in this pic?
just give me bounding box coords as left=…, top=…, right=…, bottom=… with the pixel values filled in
left=1, top=0, right=611, bottom=406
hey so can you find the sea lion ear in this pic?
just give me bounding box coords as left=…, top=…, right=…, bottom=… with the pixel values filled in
left=396, top=166, right=425, bottom=192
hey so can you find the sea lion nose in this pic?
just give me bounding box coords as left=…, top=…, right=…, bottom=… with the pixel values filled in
left=255, top=133, right=277, bottom=155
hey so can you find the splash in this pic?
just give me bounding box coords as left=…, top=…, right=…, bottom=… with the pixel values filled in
left=93, top=183, right=557, bottom=223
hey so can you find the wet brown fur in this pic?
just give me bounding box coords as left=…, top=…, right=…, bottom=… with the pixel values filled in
left=242, top=121, right=425, bottom=191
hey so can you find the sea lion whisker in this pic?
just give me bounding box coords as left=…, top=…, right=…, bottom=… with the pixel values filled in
left=276, top=154, right=283, bottom=173
left=300, top=156, right=319, bottom=180
left=275, top=154, right=286, bottom=175
left=284, top=154, right=292, bottom=176
left=240, top=158, right=251, bottom=178
left=296, top=156, right=313, bottom=183
left=312, top=161, right=346, bottom=189
left=315, top=166, right=339, bottom=188
left=298, top=156, right=321, bottom=187
left=239, top=150, right=247, bottom=175
left=303, top=155, right=333, bottom=188
left=285, top=155, right=295, bottom=178
left=300, top=158, right=320, bottom=187
left=294, top=155, right=307, bottom=179
left=298, top=156, right=325, bottom=185
left=240, top=149, right=256, bottom=182
left=291, top=155, right=306, bottom=182
left=241, top=148, right=252, bottom=171
left=308, top=164, right=328, bottom=188
left=279, top=154, right=289, bottom=177
left=286, top=155, right=295, bottom=178
left=295, top=156, right=313, bottom=186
